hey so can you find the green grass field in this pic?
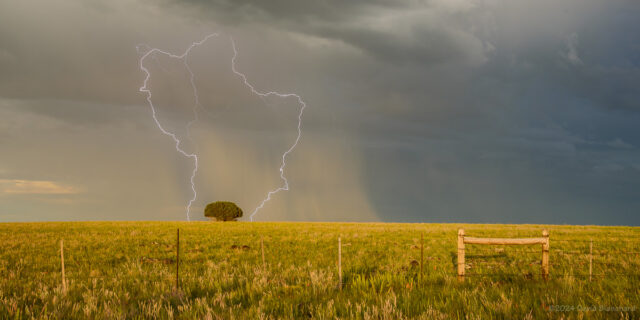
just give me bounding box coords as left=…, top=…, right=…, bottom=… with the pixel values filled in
left=1, top=222, right=639, bottom=319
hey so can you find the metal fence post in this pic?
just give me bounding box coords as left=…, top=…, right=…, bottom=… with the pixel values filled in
left=176, top=228, right=180, bottom=290
left=60, top=239, right=67, bottom=293
left=338, top=236, right=342, bottom=290
left=420, top=233, right=424, bottom=283
left=589, top=239, right=593, bottom=281
left=261, top=236, right=265, bottom=269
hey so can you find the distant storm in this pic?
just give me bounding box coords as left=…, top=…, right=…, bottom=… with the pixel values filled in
left=0, top=0, right=639, bottom=225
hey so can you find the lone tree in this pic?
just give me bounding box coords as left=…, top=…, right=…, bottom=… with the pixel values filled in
left=204, top=201, right=243, bottom=221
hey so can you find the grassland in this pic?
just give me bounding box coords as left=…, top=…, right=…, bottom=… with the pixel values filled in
left=1, top=222, right=639, bottom=319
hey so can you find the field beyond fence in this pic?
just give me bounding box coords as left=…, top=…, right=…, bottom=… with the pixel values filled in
left=1, top=222, right=639, bottom=319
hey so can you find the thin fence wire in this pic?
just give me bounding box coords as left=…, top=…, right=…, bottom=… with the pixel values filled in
left=3, top=233, right=640, bottom=288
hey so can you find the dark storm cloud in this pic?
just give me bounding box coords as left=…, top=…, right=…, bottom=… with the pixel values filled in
left=168, top=0, right=489, bottom=66
left=168, top=0, right=414, bottom=24
left=1, top=0, right=639, bottom=224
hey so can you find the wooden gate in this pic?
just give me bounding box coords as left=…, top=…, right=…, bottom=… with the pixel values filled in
left=457, top=229, right=549, bottom=281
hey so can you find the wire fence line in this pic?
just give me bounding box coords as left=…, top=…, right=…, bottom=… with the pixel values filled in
left=3, top=229, right=640, bottom=291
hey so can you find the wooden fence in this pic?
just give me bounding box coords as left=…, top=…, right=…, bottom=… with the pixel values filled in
left=457, top=229, right=550, bottom=281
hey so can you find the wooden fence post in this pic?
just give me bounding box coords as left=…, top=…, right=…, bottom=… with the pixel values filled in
left=261, top=237, right=265, bottom=269
left=542, top=229, right=549, bottom=281
left=589, top=239, right=593, bottom=281
left=457, top=229, right=465, bottom=282
left=60, top=239, right=67, bottom=293
left=176, top=228, right=180, bottom=290
left=338, top=236, right=342, bottom=290
left=420, top=233, right=424, bottom=283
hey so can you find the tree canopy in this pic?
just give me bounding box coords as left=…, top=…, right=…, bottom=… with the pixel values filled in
left=204, top=201, right=243, bottom=221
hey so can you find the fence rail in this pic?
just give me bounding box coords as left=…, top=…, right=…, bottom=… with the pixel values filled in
left=463, top=237, right=547, bottom=245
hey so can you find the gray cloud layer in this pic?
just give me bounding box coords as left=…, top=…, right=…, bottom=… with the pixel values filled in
left=1, top=0, right=639, bottom=225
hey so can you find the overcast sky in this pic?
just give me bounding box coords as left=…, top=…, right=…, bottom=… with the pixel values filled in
left=1, top=0, right=639, bottom=225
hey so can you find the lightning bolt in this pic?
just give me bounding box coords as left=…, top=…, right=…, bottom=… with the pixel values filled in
left=138, top=33, right=306, bottom=222
left=229, top=38, right=307, bottom=221
left=138, top=33, right=218, bottom=221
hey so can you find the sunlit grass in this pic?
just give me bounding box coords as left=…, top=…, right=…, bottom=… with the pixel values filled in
left=1, top=222, right=639, bottom=318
